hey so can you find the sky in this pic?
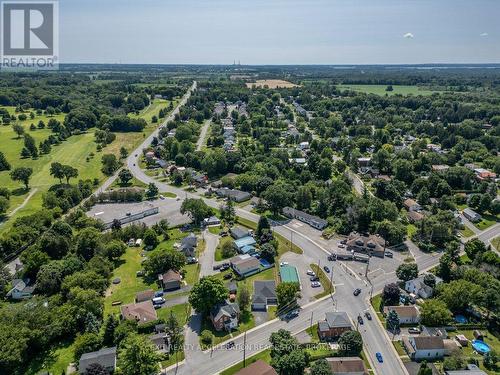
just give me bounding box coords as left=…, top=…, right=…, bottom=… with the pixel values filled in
left=59, top=0, right=500, bottom=65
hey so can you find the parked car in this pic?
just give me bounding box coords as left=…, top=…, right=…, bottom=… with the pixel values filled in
left=408, top=327, right=421, bottom=334
left=357, top=315, right=364, bottom=325
left=353, top=288, right=361, bottom=296
left=154, top=291, right=164, bottom=298
left=310, top=276, right=320, bottom=282
left=220, top=231, right=228, bottom=237
left=283, top=310, right=299, bottom=320
left=311, top=281, right=321, bottom=288
left=213, top=264, right=222, bottom=271
left=323, top=266, right=330, bottom=273
left=159, top=195, right=165, bottom=200
left=376, top=352, right=383, bottom=363
left=223, top=273, right=233, bottom=280
left=280, top=261, right=289, bottom=266
left=225, top=341, right=235, bottom=349
left=152, top=297, right=165, bottom=305
left=220, top=265, right=230, bottom=272
left=385, top=251, right=393, bottom=258
left=364, top=311, right=372, bottom=320
left=340, top=239, right=347, bottom=244
left=338, top=243, right=346, bottom=248
left=306, top=270, right=316, bottom=276
left=327, top=254, right=336, bottom=261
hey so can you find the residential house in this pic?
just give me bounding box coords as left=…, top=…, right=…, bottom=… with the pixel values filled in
left=473, top=168, right=496, bottom=181
left=422, top=326, right=448, bottom=339
left=288, top=157, right=307, bottom=165
left=463, top=208, right=482, bottom=223
left=405, top=275, right=442, bottom=299
left=325, top=357, right=368, bottom=375
left=357, top=157, right=372, bottom=173
left=135, top=289, right=155, bottom=303
left=158, top=269, right=182, bottom=291
left=317, top=311, right=353, bottom=340
left=210, top=301, right=240, bottom=331
left=346, top=232, right=385, bottom=258
left=403, top=199, right=422, bottom=212
left=427, top=144, right=442, bottom=153
left=282, top=207, right=328, bottom=230
left=298, top=141, right=309, bottom=150
left=179, top=232, right=197, bottom=258
left=231, top=254, right=261, bottom=277
left=79, top=347, right=117, bottom=374
left=403, top=335, right=445, bottom=360
left=383, top=306, right=420, bottom=324
left=407, top=210, right=424, bottom=223
left=149, top=332, right=170, bottom=354
left=7, top=278, right=34, bottom=300
left=234, top=236, right=257, bottom=254
left=252, top=281, right=277, bottom=311
left=235, top=360, right=277, bottom=375
left=230, top=226, right=251, bottom=240
left=215, top=188, right=252, bottom=203
left=445, top=364, right=487, bottom=375
left=432, top=165, right=450, bottom=172
left=120, top=300, right=158, bottom=325
left=203, top=215, right=221, bottom=226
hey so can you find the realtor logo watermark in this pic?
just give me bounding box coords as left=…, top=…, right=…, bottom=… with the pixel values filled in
left=1, top=0, right=58, bottom=70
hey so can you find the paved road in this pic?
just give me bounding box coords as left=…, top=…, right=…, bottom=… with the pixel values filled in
left=196, top=119, right=211, bottom=152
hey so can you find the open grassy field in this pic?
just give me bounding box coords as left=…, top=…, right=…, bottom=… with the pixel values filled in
left=0, top=97, right=178, bottom=237
left=246, top=79, right=299, bottom=89
left=337, top=84, right=441, bottom=96
left=474, top=213, right=499, bottom=230
left=492, top=236, right=500, bottom=251
left=23, top=339, right=76, bottom=375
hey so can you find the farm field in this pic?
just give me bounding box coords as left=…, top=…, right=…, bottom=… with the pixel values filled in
left=337, top=84, right=441, bottom=96
left=246, top=79, right=299, bottom=89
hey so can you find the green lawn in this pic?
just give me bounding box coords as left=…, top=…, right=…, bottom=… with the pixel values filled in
left=492, top=236, right=500, bottom=251
left=157, top=302, right=191, bottom=325
left=200, top=309, right=255, bottom=348
left=110, top=176, right=148, bottom=189
left=371, top=294, right=385, bottom=323
left=474, top=214, right=499, bottom=230
left=460, top=226, right=475, bottom=238
left=104, top=229, right=192, bottom=316
left=23, top=339, right=75, bottom=375
left=310, top=264, right=334, bottom=299
left=337, top=84, right=441, bottom=96
left=215, top=236, right=234, bottom=261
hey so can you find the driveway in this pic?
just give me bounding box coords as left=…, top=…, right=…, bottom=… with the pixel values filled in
left=252, top=311, right=269, bottom=326
left=199, top=230, right=219, bottom=277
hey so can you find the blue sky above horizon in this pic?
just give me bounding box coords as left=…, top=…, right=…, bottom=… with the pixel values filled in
left=60, top=0, right=500, bottom=64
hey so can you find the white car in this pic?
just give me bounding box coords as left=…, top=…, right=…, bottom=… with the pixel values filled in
left=338, top=244, right=346, bottom=249
left=311, top=281, right=321, bottom=288
left=280, top=262, right=289, bottom=266
left=306, top=270, right=316, bottom=277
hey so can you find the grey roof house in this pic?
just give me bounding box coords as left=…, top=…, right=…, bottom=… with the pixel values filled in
left=179, top=233, right=197, bottom=258
left=282, top=207, right=328, bottom=230
left=252, top=281, right=277, bottom=311
left=79, top=347, right=117, bottom=374
left=215, top=188, right=251, bottom=203
left=7, top=278, right=35, bottom=300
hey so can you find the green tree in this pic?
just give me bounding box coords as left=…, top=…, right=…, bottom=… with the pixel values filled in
left=118, top=334, right=161, bottom=375
left=180, top=198, right=212, bottom=225
left=101, top=154, right=120, bottom=175
left=0, top=151, right=11, bottom=171
left=120, top=147, right=128, bottom=159
left=119, top=169, right=133, bottom=185
left=75, top=227, right=102, bottom=261
left=62, top=164, right=79, bottom=184
left=220, top=199, right=235, bottom=223
left=200, top=330, right=214, bottom=347
left=262, top=183, right=293, bottom=216
left=73, top=332, right=102, bottom=361
left=146, top=183, right=159, bottom=199
left=276, top=282, right=300, bottom=311
left=386, top=309, right=400, bottom=332
left=237, top=283, right=251, bottom=311
left=12, top=123, right=24, bottom=138
left=438, top=279, right=483, bottom=312
left=417, top=361, right=433, bottom=375
left=382, top=283, right=400, bottom=306
left=396, top=263, right=418, bottom=282
left=310, top=358, right=332, bottom=375
left=260, top=243, right=277, bottom=263
left=102, top=314, right=119, bottom=346
left=464, top=238, right=487, bottom=260
left=220, top=239, right=235, bottom=258
left=143, top=229, right=159, bottom=249
left=0, top=197, right=9, bottom=217
left=10, top=167, right=33, bottom=189
left=338, top=330, right=363, bottom=356
left=165, top=312, right=184, bottom=354
left=50, top=162, right=65, bottom=183
left=143, top=248, right=186, bottom=278
left=256, top=216, right=271, bottom=238
left=189, top=276, right=228, bottom=316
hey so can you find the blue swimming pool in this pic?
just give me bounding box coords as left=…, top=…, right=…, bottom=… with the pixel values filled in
left=472, top=340, right=491, bottom=355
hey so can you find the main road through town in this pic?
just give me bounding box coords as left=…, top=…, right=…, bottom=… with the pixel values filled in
left=123, top=82, right=499, bottom=375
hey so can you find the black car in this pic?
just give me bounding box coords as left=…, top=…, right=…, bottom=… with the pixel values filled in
left=357, top=315, right=364, bottom=325
left=283, top=310, right=299, bottom=320
left=353, top=288, right=361, bottom=296
left=223, top=273, right=233, bottom=280
left=225, top=341, right=235, bottom=349
left=220, top=265, right=230, bottom=272
left=323, top=266, right=330, bottom=273
left=310, top=276, right=320, bottom=282
left=327, top=254, right=336, bottom=261
left=364, top=311, right=372, bottom=320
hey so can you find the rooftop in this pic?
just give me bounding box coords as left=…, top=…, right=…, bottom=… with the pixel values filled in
left=279, top=264, right=300, bottom=284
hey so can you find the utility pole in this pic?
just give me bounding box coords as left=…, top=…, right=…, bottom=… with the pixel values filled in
left=309, top=311, right=314, bottom=330
left=243, top=331, right=247, bottom=367
left=329, top=268, right=334, bottom=294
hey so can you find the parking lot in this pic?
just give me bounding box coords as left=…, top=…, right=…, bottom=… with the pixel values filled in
left=86, top=197, right=191, bottom=228
left=279, top=252, right=325, bottom=304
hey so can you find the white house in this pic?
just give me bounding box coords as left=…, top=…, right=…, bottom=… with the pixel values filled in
left=383, top=305, right=420, bottom=324
left=403, top=336, right=445, bottom=361
left=405, top=275, right=442, bottom=299
left=6, top=279, right=34, bottom=300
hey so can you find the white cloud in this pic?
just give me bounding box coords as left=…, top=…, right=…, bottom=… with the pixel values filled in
left=480, top=32, right=489, bottom=37
left=403, top=32, right=414, bottom=39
